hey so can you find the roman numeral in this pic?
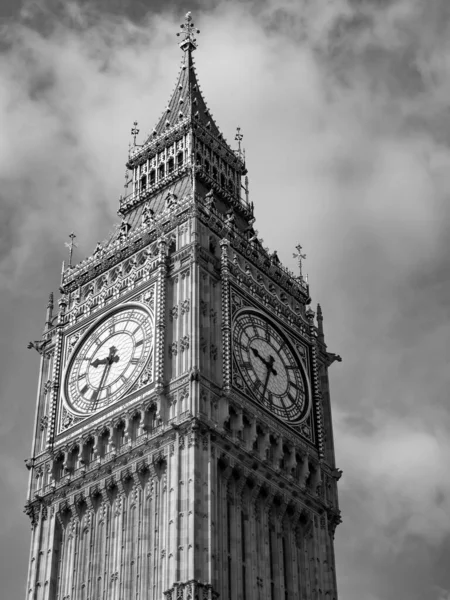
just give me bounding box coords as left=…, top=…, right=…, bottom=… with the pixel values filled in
left=131, top=358, right=140, bottom=365
left=287, top=393, right=296, bottom=404
left=81, top=384, right=89, bottom=395
left=135, top=339, right=144, bottom=347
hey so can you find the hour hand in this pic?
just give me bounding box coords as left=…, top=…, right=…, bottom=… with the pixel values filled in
left=91, top=357, right=108, bottom=368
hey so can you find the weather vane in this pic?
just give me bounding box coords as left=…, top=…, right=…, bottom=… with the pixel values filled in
left=235, top=127, right=243, bottom=155
left=176, top=12, right=200, bottom=50
left=293, top=243, right=306, bottom=279
left=131, top=121, right=139, bottom=146
left=65, top=232, right=78, bottom=268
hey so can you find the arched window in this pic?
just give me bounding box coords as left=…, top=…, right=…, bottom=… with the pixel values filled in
left=205, top=160, right=210, bottom=174
left=213, top=167, right=218, bottom=181
left=140, top=175, right=147, bottom=192
left=158, top=163, right=165, bottom=180
left=149, top=169, right=156, bottom=185
left=115, top=422, right=126, bottom=450
left=220, top=173, right=226, bottom=187
left=168, top=157, right=174, bottom=174
left=196, top=153, right=202, bottom=166
left=177, top=152, right=183, bottom=168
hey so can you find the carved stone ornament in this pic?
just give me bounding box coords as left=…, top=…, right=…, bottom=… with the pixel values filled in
left=180, top=335, right=190, bottom=352
left=60, top=407, right=85, bottom=431
left=63, top=411, right=74, bottom=429
left=143, top=287, right=155, bottom=306
left=180, top=299, right=190, bottom=315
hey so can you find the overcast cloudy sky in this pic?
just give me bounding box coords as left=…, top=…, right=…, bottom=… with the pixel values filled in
left=1, top=0, right=450, bottom=598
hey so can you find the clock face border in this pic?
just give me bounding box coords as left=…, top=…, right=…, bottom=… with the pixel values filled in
left=232, top=307, right=312, bottom=426
left=62, top=302, right=154, bottom=417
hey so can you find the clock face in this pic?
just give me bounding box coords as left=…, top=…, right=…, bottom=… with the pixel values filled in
left=232, top=310, right=310, bottom=425
left=64, top=305, right=153, bottom=414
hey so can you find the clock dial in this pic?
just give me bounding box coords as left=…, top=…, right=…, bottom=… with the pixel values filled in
left=232, top=310, right=310, bottom=425
left=65, top=305, right=153, bottom=414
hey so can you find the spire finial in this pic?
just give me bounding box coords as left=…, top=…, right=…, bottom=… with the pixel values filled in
left=317, top=303, right=324, bottom=342
left=235, top=126, right=243, bottom=154
left=293, top=243, right=306, bottom=280
left=45, top=293, right=54, bottom=331
left=131, top=120, right=140, bottom=146
left=65, top=232, right=78, bottom=268
left=177, top=12, right=200, bottom=52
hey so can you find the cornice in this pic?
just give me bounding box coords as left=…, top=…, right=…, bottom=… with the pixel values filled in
left=197, top=200, right=310, bottom=305
left=60, top=195, right=192, bottom=294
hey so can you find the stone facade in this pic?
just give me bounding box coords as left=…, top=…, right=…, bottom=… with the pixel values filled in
left=24, top=12, right=341, bottom=600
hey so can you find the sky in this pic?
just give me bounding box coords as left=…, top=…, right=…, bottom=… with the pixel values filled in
left=1, top=0, right=450, bottom=598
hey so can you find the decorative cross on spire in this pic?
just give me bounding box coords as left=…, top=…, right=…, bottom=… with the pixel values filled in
left=65, top=232, right=78, bottom=268
left=176, top=12, right=200, bottom=51
left=293, top=243, right=306, bottom=279
left=131, top=121, right=139, bottom=145
left=235, top=127, right=243, bottom=155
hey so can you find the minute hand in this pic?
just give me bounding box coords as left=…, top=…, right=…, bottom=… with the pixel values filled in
left=92, top=362, right=112, bottom=409
left=261, top=355, right=277, bottom=399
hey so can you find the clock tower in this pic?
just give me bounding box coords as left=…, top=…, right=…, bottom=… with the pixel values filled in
left=24, top=13, right=342, bottom=600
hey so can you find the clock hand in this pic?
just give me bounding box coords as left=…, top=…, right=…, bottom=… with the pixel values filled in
left=261, top=355, right=277, bottom=399
left=92, top=361, right=113, bottom=410
left=91, top=347, right=120, bottom=409
left=251, top=347, right=261, bottom=360
left=91, top=356, right=108, bottom=368
left=261, top=366, right=272, bottom=399
left=251, top=347, right=278, bottom=376
left=91, top=345, right=120, bottom=369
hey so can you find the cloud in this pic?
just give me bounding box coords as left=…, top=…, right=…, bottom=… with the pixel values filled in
left=436, top=587, right=450, bottom=600
left=1, top=1, right=450, bottom=599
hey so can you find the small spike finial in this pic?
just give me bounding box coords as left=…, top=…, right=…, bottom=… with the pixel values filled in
left=131, top=121, right=139, bottom=146
left=177, top=12, right=200, bottom=51
left=65, top=232, right=78, bottom=268
left=293, top=243, right=306, bottom=280
left=235, top=126, right=243, bottom=153
left=317, top=303, right=324, bottom=342
left=45, top=292, right=54, bottom=330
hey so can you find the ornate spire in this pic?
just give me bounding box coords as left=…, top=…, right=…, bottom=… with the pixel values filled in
left=317, top=303, right=324, bottom=343
left=293, top=244, right=306, bottom=280
left=141, top=14, right=222, bottom=144
left=131, top=121, right=140, bottom=146
left=65, top=232, right=77, bottom=268
left=176, top=12, right=200, bottom=52
left=120, top=11, right=250, bottom=226
left=45, top=292, right=54, bottom=331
